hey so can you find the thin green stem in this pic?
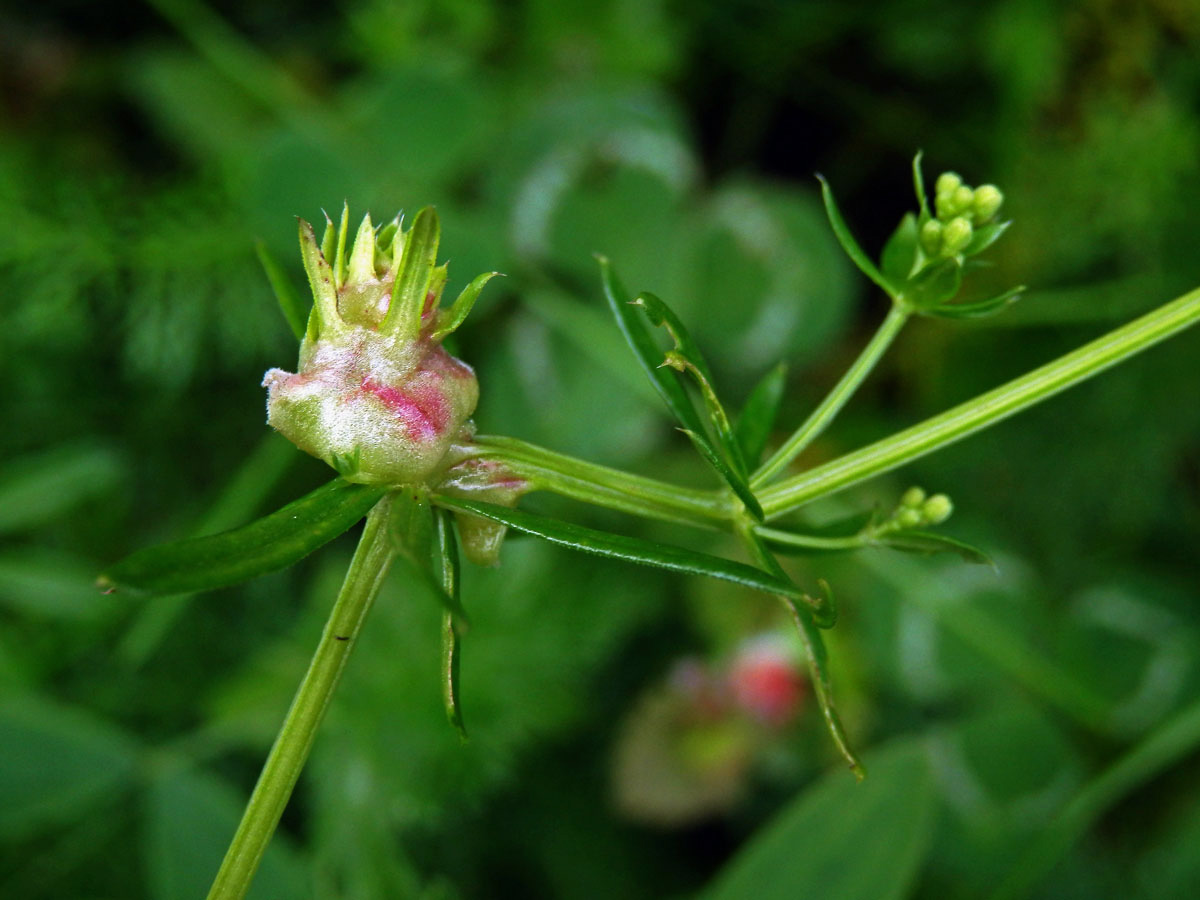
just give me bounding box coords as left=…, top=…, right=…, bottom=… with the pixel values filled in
left=991, top=697, right=1200, bottom=900
left=206, top=498, right=396, bottom=900
left=752, top=303, right=910, bottom=487
left=759, top=284, right=1200, bottom=520
left=754, top=525, right=867, bottom=551
left=463, top=435, right=732, bottom=528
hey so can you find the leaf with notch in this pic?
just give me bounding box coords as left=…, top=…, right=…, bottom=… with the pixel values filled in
left=597, top=257, right=710, bottom=438
left=98, top=479, right=385, bottom=597
left=817, top=175, right=897, bottom=299
left=431, top=495, right=824, bottom=617
left=629, top=290, right=762, bottom=518
left=735, top=362, right=787, bottom=468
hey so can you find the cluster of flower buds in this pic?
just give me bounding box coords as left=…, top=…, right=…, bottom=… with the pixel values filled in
left=878, top=486, right=954, bottom=533
left=919, top=172, right=1005, bottom=260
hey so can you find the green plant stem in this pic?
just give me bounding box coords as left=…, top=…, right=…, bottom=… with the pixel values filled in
left=464, top=435, right=732, bottom=527
left=759, top=284, right=1200, bottom=520
left=752, top=303, right=910, bottom=487
left=754, top=525, right=868, bottom=551
left=991, top=696, right=1200, bottom=900
left=206, top=498, right=396, bottom=900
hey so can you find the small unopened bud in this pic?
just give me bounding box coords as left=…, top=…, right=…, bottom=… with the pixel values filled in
left=896, top=507, right=923, bottom=530
left=942, top=216, right=974, bottom=255
left=935, top=172, right=962, bottom=196
left=920, top=219, right=944, bottom=255
left=972, top=184, right=1004, bottom=222
left=921, top=494, right=953, bottom=525
left=901, top=486, right=926, bottom=508
left=951, top=185, right=975, bottom=215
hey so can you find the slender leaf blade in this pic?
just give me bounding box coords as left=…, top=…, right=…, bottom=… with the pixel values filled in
left=597, top=256, right=711, bottom=439
left=98, top=479, right=385, bottom=597
left=681, top=429, right=764, bottom=521
left=817, top=175, right=897, bottom=299
left=434, top=509, right=467, bottom=740
left=256, top=241, right=308, bottom=340
left=391, top=488, right=470, bottom=627
left=927, top=285, right=1026, bottom=319
left=431, top=495, right=818, bottom=609
left=431, top=271, right=502, bottom=341
left=880, top=529, right=995, bottom=566
left=735, top=363, right=787, bottom=468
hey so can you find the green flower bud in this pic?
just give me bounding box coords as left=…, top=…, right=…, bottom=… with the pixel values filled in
left=895, top=507, right=923, bottom=530
left=935, top=172, right=962, bottom=196
left=941, top=216, right=974, bottom=255
left=919, top=219, right=944, bottom=256
left=900, top=486, right=926, bottom=508
left=951, top=185, right=975, bottom=216
left=263, top=207, right=495, bottom=487
left=921, top=494, right=953, bottom=525
left=972, top=184, right=1004, bottom=222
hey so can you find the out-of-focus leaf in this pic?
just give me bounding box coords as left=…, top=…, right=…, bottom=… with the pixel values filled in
left=735, top=362, right=787, bottom=467
left=705, top=739, right=935, bottom=900
left=963, top=219, right=1012, bottom=257
left=0, top=695, right=139, bottom=839
left=901, top=258, right=963, bottom=310
left=99, top=479, right=385, bottom=597
left=881, top=530, right=995, bottom=566
left=817, top=174, right=897, bottom=298
left=0, top=549, right=120, bottom=620
left=881, top=212, right=921, bottom=284
left=0, top=443, right=123, bottom=535
left=256, top=239, right=308, bottom=340
left=431, top=495, right=824, bottom=613
left=927, top=285, right=1026, bottom=319
left=143, top=764, right=307, bottom=900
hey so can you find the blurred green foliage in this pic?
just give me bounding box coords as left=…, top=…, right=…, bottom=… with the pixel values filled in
left=2, top=0, right=1199, bottom=897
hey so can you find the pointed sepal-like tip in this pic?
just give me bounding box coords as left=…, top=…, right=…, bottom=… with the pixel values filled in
left=385, top=205, right=442, bottom=340
left=430, top=271, right=503, bottom=342
left=319, top=211, right=336, bottom=263
left=346, top=212, right=376, bottom=284
left=298, top=217, right=340, bottom=338
left=332, top=201, right=351, bottom=290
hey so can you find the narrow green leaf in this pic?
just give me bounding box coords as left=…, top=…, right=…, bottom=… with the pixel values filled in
left=963, top=218, right=1012, bottom=257
left=431, top=495, right=824, bottom=614
left=98, top=479, right=385, bottom=597
left=680, top=428, right=764, bottom=521
left=880, top=212, right=920, bottom=286
left=434, top=509, right=467, bottom=740
left=633, top=291, right=748, bottom=467
left=706, top=739, right=934, bottom=899
left=912, top=150, right=930, bottom=219
left=391, top=487, right=470, bottom=628
left=735, top=362, right=787, bottom=468
left=629, top=290, right=761, bottom=517
left=385, top=206, right=440, bottom=340
left=0, top=442, right=122, bottom=535
left=928, top=285, right=1026, bottom=320
left=430, top=271, right=502, bottom=341
left=255, top=240, right=308, bottom=340
left=597, top=257, right=711, bottom=438
left=817, top=174, right=897, bottom=299
left=902, top=258, right=963, bottom=310
left=880, top=529, right=995, bottom=566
